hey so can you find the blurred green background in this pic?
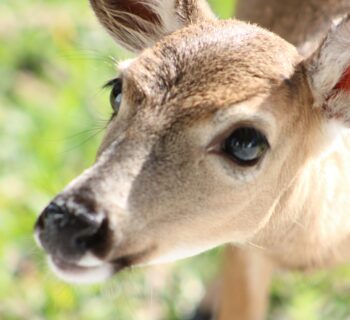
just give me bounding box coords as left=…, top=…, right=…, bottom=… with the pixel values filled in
left=2, top=0, right=350, bottom=319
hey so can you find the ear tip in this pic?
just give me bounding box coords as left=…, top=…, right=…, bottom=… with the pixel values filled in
left=321, top=13, right=350, bottom=51
left=305, top=12, right=350, bottom=109
left=333, top=13, right=350, bottom=30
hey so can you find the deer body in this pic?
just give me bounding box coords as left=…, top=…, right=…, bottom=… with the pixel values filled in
left=34, top=0, right=350, bottom=319
left=237, top=0, right=350, bottom=54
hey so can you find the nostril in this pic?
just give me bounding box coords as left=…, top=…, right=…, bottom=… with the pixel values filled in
left=46, top=202, right=64, bottom=213
left=35, top=202, right=66, bottom=231
left=73, top=218, right=109, bottom=252
left=45, top=203, right=69, bottom=228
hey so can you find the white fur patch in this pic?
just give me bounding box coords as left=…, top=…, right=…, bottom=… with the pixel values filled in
left=144, top=241, right=222, bottom=266
left=77, top=252, right=105, bottom=268
left=49, top=257, right=113, bottom=284
left=118, top=58, right=135, bottom=72
left=65, top=197, right=105, bottom=222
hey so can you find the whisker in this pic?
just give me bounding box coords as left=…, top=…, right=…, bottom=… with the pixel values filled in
left=247, top=241, right=267, bottom=251
left=59, top=49, right=116, bottom=65
left=62, top=126, right=106, bottom=141
left=60, top=127, right=106, bottom=154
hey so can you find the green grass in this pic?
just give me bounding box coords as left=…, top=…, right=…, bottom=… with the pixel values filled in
left=1, top=1, right=350, bottom=319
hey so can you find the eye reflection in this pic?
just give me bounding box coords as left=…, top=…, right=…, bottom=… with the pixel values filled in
left=223, top=127, right=269, bottom=166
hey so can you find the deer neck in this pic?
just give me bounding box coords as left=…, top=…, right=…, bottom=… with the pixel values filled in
left=253, top=129, right=350, bottom=269
left=236, top=0, right=350, bottom=55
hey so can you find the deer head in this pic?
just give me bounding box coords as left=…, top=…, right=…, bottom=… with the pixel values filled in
left=34, top=0, right=350, bottom=283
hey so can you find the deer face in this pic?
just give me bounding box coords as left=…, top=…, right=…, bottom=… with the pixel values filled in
left=34, top=0, right=350, bottom=283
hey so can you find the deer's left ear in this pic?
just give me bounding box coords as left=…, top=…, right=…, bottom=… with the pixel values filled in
left=89, top=0, right=216, bottom=52
left=305, top=15, right=350, bottom=126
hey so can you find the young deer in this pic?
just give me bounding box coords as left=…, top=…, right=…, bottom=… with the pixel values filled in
left=34, top=0, right=350, bottom=319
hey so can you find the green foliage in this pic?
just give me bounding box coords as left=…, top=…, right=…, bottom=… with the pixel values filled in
left=1, top=0, right=350, bottom=319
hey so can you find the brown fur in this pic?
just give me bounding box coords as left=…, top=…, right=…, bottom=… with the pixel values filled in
left=236, top=0, right=350, bottom=55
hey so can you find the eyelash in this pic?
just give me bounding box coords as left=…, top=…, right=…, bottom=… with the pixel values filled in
left=103, top=77, right=122, bottom=120
left=103, top=77, right=120, bottom=89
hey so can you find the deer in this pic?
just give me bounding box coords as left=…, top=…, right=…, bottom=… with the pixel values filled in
left=34, top=0, right=350, bottom=319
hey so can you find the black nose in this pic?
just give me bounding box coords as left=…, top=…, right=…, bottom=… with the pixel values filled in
left=35, top=201, right=108, bottom=262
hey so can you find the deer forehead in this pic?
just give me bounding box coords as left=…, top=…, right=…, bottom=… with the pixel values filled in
left=100, top=21, right=307, bottom=157
left=119, top=21, right=301, bottom=116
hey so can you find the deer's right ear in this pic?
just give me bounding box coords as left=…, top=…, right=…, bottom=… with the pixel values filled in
left=89, top=0, right=216, bottom=52
left=304, top=15, right=350, bottom=126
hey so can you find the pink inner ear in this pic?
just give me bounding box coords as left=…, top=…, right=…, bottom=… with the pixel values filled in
left=334, top=66, right=350, bottom=92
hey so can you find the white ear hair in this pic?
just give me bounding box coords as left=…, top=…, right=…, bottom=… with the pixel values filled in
left=90, top=0, right=216, bottom=52
left=306, top=15, right=350, bottom=124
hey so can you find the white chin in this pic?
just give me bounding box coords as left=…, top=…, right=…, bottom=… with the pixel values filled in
left=48, top=256, right=114, bottom=284
left=145, top=244, right=218, bottom=266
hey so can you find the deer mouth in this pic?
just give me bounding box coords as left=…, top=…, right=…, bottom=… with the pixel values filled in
left=48, top=247, right=155, bottom=284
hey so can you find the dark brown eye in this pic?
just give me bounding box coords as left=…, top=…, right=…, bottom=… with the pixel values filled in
left=109, top=78, right=123, bottom=115
left=223, top=127, right=269, bottom=166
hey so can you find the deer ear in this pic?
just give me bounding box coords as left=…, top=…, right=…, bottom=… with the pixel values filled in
left=89, top=0, right=216, bottom=52
left=305, top=15, right=350, bottom=126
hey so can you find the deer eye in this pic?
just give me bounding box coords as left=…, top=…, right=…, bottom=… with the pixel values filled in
left=223, top=127, right=269, bottom=166
left=109, top=78, right=123, bottom=115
